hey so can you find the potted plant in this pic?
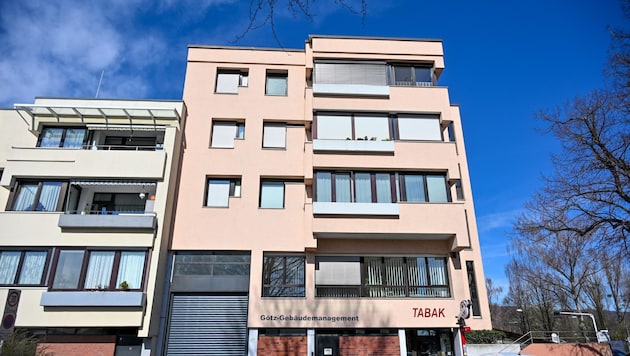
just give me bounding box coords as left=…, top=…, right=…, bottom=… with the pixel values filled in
left=118, top=281, right=129, bottom=291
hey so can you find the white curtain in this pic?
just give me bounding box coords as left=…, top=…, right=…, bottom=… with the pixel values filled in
left=316, top=115, right=352, bottom=140
left=18, top=251, right=47, bottom=284
left=335, top=173, right=351, bottom=202
left=365, top=257, right=383, bottom=297
left=12, top=184, right=38, bottom=211
left=40, top=128, right=63, bottom=147
left=63, top=129, right=86, bottom=148
left=426, top=175, right=448, bottom=202
left=116, top=251, right=145, bottom=289
left=384, top=257, right=405, bottom=296
left=354, top=173, right=372, bottom=202
left=398, top=116, right=441, bottom=141
left=211, top=122, right=238, bottom=148
left=84, top=252, right=115, bottom=289
left=375, top=173, right=392, bottom=203
left=215, top=72, right=239, bottom=93
left=428, top=257, right=447, bottom=285
left=206, top=180, right=231, bottom=207
left=316, top=172, right=332, bottom=202
left=38, top=182, right=62, bottom=211
left=263, top=123, right=286, bottom=148
left=354, top=116, right=390, bottom=140
left=0, top=252, right=20, bottom=284
left=404, top=174, right=426, bottom=202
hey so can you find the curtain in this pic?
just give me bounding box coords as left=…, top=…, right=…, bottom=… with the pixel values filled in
left=375, top=173, right=392, bottom=203
left=263, top=123, right=286, bottom=148
left=12, top=183, right=38, bottom=211
left=315, top=115, right=352, bottom=140
left=384, top=257, right=405, bottom=296
left=397, top=116, right=441, bottom=141
left=63, top=129, right=86, bottom=148
left=335, top=173, right=351, bottom=202
left=116, top=251, right=145, bottom=289
left=207, top=180, right=231, bottom=207
left=354, top=173, right=372, bottom=202
left=0, top=252, right=20, bottom=284
left=426, top=175, right=448, bottom=202
left=39, top=128, right=63, bottom=147
left=38, top=182, right=62, bottom=211
left=428, top=257, right=447, bottom=285
left=84, top=252, right=115, bottom=289
left=316, top=172, right=332, bottom=202
left=365, top=257, right=382, bottom=297
left=211, top=122, right=238, bottom=148
left=216, top=72, right=239, bottom=93
left=18, top=251, right=47, bottom=284
left=404, top=174, right=426, bottom=202
left=354, top=116, right=390, bottom=140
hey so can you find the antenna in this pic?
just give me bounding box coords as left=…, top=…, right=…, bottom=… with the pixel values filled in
left=95, top=70, right=104, bottom=98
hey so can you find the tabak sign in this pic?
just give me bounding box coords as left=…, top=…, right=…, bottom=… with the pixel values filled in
left=412, top=307, right=446, bottom=318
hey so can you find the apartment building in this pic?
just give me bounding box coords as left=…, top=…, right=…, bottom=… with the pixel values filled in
left=0, top=98, right=186, bottom=355
left=165, top=35, right=491, bottom=356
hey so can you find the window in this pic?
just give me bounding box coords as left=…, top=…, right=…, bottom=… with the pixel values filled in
left=8, top=180, right=67, bottom=212
left=260, top=181, right=285, bottom=208
left=265, top=71, right=288, bottom=96
left=174, top=252, right=250, bottom=277
left=262, top=123, right=286, bottom=148
left=0, top=250, right=49, bottom=285
left=51, top=249, right=146, bottom=290
left=314, top=113, right=390, bottom=141
left=210, top=120, right=245, bottom=148
left=215, top=69, right=248, bottom=93
left=398, top=173, right=450, bottom=203
left=314, top=172, right=395, bottom=203
left=38, top=127, right=87, bottom=148
left=315, top=256, right=450, bottom=298
left=466, top=261, right=481, bottom=316
left=314, top=62, right=387, bottom=85
left=262, top=255, right=305, bottom=297
left=205, top=178, right=241, bottom=207
left=393, top=115, right=441, bottom=141
left=389, top=64, right=433, bottom=86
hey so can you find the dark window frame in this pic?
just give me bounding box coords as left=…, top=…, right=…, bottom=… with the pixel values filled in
left=6, top=180, right=68, bottom=212
left=265, top=70, right=288, bottom=96
left=215, top=68, right=249, bottom=94
left=262, top=254, right=306, bottom=297
left=259, top=180, right=286, bottom=209
left=388, top=63, right=434, bottom=86
left=398, top=173, right=451, bottom=203
left=204, top=177, right=242, bottom=207
left=48, top=248, right=148, bottom=291
left=37, top=126, right=88, bottom=148
left=0, top=249, right=51, bottom=286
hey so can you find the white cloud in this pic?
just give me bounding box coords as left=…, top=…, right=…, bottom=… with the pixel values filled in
left=476, top=208, right=522, bottom=234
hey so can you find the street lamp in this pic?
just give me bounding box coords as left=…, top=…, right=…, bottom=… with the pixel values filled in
left=553, top=310, right=609, bottom=343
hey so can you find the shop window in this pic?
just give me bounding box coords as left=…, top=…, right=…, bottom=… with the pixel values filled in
left=210, top=120, right=245, bottom=148
left=0, top=250, right=49, bottom=286
left=50, top=249, right=146, bottom=291
left=262, top=255, right=305, bottom=297
left=215, top=69, right=248, bottom=94
left=205, top=178, right=241, bottom=207
left=8, top=180, right=67, bottom=212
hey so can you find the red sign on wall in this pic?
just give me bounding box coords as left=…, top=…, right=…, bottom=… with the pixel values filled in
left=0, top=289, right=21, bottom=341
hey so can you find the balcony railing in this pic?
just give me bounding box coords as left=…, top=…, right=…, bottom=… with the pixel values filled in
left=315, top=285, right=450, bottom=298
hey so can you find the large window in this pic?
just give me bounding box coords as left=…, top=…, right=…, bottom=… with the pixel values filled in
left=259, top=181, right=285, bottom=208
left=38, top=127, right=87, bottom=148
left=174, top=252, right=250, bottom=277
left=262, top=255, right=305, bottom=297
left=0, top=250, right=49, bottom=286
left=314, top=62, right=387, bottom=86
left=50, top=249, right=146, bottom=290
left=314, top=113, right=441, bottom=141
left=215, top=69, right=248, bottom=94
left=388, top=64, right=433, bottom=87
left=210, top=120, right=245, bottom=148
left=315, top=256, right=450, bottom=298
left=205, top=178, right=241, bottom=207
left=265, top=71, right=288, bottom=96
left=315, top=171, right=450, bottom=203
left=8, top=180, right=67, bottom=212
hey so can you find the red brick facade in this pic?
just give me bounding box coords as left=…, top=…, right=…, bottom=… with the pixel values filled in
left=257, top=335, right=308, bottom=356
left=37, top=335, right=116, bottom=356
left=339, top=335, right=400, bottom=356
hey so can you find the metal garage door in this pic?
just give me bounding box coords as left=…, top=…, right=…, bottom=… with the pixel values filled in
left=165, top=294, right=248, bottom=355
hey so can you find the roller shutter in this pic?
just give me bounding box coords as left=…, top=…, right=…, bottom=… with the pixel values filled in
left=165, top=294, right=248, bottom=355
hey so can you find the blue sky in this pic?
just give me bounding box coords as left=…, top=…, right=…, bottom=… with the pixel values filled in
left=0, top=0, right=625, bottom=298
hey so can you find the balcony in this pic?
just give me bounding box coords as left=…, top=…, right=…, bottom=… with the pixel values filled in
left=58, top=180, right=158, bottom=231
left=40, top=291, right=145, bottom=307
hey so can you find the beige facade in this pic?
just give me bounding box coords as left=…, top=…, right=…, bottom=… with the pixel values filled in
left=167, top=35, right=491, bottom=356
left=0, top=98, right=185, bottom=355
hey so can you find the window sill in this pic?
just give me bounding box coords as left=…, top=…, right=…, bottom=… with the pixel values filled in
left=313, top=202, right=399, bottom=216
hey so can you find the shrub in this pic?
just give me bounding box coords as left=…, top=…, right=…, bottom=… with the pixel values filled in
left=465, top=329, right=506, bottom=344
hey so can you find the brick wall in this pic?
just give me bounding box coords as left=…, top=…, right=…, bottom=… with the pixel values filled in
left=37, top=335, right=116, bottom=356
left=257, top=335, right=307, bottom=356
left=340, top=335, right=400, bottom=356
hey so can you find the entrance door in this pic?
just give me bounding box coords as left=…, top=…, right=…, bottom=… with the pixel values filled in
left=316, top=335, right=339, bottom=356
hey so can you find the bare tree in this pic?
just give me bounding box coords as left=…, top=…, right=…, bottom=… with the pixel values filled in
left=233, top=0, right=368, bottom=46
